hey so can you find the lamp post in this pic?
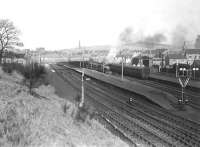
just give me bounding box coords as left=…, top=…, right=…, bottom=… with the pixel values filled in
left=79, top=71, right=91, bottom=107
left=79, top=40, right=84, bottom=107
left=79, top=40, right=91, bottom=108
left=80, top=71, right=84, bottom=107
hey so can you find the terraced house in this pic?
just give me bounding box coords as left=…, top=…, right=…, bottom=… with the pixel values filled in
left=185, top=49, right=200, bottom=61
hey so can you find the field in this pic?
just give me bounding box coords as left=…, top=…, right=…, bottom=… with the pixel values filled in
left=0, top=67, right=128, bottom=147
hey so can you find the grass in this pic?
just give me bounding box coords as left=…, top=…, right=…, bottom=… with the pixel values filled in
left=0, top=67, right=128, bottom=147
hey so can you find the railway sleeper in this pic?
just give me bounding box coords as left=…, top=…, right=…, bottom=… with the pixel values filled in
left=94, top=86, right=198, bottom=146
left=105, top=113, right=163, bottom=146
left=114, top=112, right=174, bottom=146
left=110, top=117, right=154, bottom=147
left=95, top=83, right=199, bottom=143
left=168, top=131, right=198, bottom=145
left=124, top=109, right=186, bottom=146
left=148, top=118, right=199, bottom=143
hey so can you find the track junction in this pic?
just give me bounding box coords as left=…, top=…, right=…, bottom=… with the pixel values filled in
left=50, top=63, right=200, bottom=147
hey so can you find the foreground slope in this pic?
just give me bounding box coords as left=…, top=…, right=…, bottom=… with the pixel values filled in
left=0, top=68, right=128, bottom=147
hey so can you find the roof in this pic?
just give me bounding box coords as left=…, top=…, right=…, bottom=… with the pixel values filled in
left=3, top=51, right=25, bottom=58
left=143, top=48, right=168, bottom=55
left=185, top=49, right=200, bottom=54
left=167, top=54, right=186, bottom=59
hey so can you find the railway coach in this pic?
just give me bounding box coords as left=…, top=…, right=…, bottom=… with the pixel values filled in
left=86, top=62, right=111, bottom=74
left=66, top=61, right=150, bottom=79
left=108, top=63, right=150, bottom=79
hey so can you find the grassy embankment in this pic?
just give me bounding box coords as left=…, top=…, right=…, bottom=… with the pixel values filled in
left=0, top=64, right=128, bottom=147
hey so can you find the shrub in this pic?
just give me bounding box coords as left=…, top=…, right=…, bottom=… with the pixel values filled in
left=1, top=63, right=46, bottom=79
left=73, top=100, right=96, bottom=123
left=1, top=63, right=47, bottom=93
left=74, top=94, right=81, bottom=103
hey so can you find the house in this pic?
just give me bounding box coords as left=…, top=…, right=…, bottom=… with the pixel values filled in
left=185, top=49, right=200, bottom=61
left=152, top=56, right=163, bottom=66
left=2, top=51, right=26, bottom=65
left=142, top=48, right=168, bottom=58
left=165, top=54, right=187, bottom=66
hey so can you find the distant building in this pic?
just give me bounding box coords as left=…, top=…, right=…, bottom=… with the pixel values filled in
left=152, top=57, right=163, bottom=66
left=165, top=54, right=187, bottom=65
left=2, top=51, right=26, bottom=64
left=142, top=48, right=168, bottom=58
left=36, top=47, right=45, bottom=53
left=185, top=49, right=200, bottom=61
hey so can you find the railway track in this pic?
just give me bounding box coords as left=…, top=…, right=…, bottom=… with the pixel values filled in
left=89, top=78, right=200, bottom=135
left=55, top=68, right=172, bottom=146
left=112, top=72, right=200, bottom=110
left=65, top=62, right=200, bottom=110
left=52, top=64, right=200, bottom=147
left=86, top=78, right=200, bottom=147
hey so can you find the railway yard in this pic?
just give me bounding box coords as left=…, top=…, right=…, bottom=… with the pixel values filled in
left=50, top=62, right=200, bottom=147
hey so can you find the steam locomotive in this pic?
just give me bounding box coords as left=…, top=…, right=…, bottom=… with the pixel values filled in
left=66, top=61, right=150, bottom=79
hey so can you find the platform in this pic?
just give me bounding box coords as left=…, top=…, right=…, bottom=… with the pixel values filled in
left=70, top=66, right=177, bottom=110
left=60, top=64, right=200, bottom=123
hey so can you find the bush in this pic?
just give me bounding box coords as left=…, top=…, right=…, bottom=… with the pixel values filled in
left=73, top=95, right=96, bottom=123
left=1, top=63, right=47, bottom=93
left=1, top=63, right=46, bottom=79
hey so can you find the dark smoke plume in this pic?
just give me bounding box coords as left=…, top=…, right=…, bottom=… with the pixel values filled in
left=119, top=27, right=134, bottom=44
left=143, top=33, right=166, bottom=48
left=144, top=33, right=166, bottom=43
left=119, top=27, right=166, bottom=48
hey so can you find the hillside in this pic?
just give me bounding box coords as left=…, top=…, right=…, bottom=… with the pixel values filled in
left=0, top=67, right=128, bottom=147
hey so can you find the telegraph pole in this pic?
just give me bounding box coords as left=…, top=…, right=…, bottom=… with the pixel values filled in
left=79, top=40, right=81, bottom=68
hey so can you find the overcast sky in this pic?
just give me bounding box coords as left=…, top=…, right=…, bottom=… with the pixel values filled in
left=1, top=0, right=200, bottom=50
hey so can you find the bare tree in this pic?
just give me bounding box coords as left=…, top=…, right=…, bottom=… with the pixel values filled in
left=0, top=19, right=21, bottom=64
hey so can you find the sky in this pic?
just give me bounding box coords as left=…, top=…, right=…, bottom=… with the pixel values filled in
left=0, top=0, right=200, bottom=50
